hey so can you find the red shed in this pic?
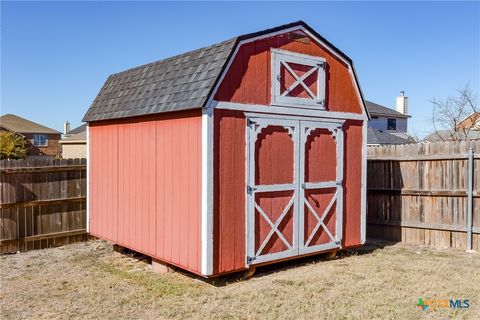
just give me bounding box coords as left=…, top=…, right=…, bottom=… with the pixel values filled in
left=83, top=21, right=369, bottom=277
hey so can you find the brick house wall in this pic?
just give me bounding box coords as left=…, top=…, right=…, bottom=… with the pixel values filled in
left=22, top=133, right=62, bottom=157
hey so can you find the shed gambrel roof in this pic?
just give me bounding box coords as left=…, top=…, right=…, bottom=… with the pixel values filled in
left=83, top=21, right=367, bottom=122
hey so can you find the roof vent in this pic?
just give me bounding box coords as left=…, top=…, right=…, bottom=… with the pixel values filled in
left=396, top=91, right=408, bottom=115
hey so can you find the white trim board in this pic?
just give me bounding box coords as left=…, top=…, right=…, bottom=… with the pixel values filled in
left=271, top=49, right=326, bottom=108
left=205, top=25, right=368, bottom=117
left=201, top=108, right=214, bottom=276
left=213, top=101, right=367, bottom=121
left=86, top=125, right=90, bottom=233
left=360, top=120, right=367, bottom=244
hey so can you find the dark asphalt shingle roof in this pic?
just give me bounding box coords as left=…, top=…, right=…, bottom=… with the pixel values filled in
left=367, top=128, right=413, bottom=145
left=67, top=124, right=86, bottom=135
left=83, top=38, right=237, bottom=122
left=60, top=124, right=87, bottom=143
left=83, top=21, right=366, bottom=122
left=0, top=114, right=60, bottom=134
left=366, top=100, right=410, bottom=119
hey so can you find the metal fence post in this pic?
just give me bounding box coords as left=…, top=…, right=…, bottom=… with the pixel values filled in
left=466, top=147, right=473, bottom=251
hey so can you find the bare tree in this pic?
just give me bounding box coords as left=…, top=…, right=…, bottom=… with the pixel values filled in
left=431, top=84, right=479, bottom=141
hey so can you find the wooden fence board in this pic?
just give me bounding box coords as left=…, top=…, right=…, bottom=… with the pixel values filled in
left=367, top=140, right=479, bottom=250
left=0, top=158, right=87, bottom=254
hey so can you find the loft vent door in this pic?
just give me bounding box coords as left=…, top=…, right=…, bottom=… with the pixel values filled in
left=246, top=118, right=300, bottom=265
left=299, top=121, right=344, bottom=254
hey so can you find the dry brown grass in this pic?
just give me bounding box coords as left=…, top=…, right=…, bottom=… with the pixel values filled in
left=1, top=239, right=478, bottom=320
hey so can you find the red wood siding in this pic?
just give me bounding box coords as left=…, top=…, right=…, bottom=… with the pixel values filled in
left=214, top=30, right=362, bottom=114
left=343, top=120, right=363, bottom=247
left=89, top=110, right=202, bottom=274
left=213, top=109, right=246, bottom=274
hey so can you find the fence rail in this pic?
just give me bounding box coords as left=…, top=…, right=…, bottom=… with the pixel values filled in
left=0, top=158, right=87, bottom=254
left=367, top=140, right=480, bottom=251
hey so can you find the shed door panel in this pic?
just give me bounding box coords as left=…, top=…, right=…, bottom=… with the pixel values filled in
left=299, top=122, right=344, bottom=254
left=247, top=117, right=344, bottom=265
left=247, top=120, right=299, bottom=264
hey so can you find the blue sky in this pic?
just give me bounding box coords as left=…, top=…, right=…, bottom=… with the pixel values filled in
left=1, top=1, right=479, bottom=137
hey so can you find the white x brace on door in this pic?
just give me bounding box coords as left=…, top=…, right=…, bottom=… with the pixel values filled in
left=246, top=116, right=344, bottom=265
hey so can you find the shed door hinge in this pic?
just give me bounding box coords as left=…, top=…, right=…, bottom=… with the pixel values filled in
left=247, top=256, right=256, bottom=263
left=247, top=119, right=256, bottom=127
left=247, top=186, right=257, bottom=194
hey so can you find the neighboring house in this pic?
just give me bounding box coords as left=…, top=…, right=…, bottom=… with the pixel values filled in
left=60, top=124, right=87, bottom=158
left=0, top=114, right=61, bottom=157
left=456, top=112, right=480, bottom=131
left=424, top=130, right=480, bottom=142
left=366, top=92, right=414, bottom=145
left=425, top=112, right=480, bottom=142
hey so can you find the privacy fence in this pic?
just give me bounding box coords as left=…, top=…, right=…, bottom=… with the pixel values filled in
left=0, top=158, right=87, bottom=254
left=367, top=140, right=479, bottom=251
left=2, top=141, right=478, bottom=254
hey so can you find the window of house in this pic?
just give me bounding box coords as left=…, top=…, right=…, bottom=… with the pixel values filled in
left=272, top=49, right=326, bottom=108
left=371, top=116, right=379, bottom=119
left=387, top=118, right=397, bottom=131
left=33, top=134, right=48, bottom=147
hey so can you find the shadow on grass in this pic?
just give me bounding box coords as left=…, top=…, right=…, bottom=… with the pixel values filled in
left=109, top=239, right=397, bottom=287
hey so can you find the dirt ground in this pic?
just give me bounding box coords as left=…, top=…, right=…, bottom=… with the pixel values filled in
left=1, top=239, right=478, bottom=320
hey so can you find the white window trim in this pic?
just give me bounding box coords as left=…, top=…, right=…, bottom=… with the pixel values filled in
left=271, top=49, right=326, bottom=109
left=33, top=134, right=48, bottom=147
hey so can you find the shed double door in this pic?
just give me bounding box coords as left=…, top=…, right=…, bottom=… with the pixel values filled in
left=246, top=116, right=344, bottom=265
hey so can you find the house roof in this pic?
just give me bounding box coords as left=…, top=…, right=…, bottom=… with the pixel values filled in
left=367, top=128, right=413, bottom=145
left=67, top=124, right=87, bottom=135
left=366, top=100, right=410, bottom=119
left=424, top=129, right=480, bottom=142
left=60, top=131, right=86, bottom=143
left=0, top=114, right=60, bottom=134
left=60, top=124, right=87, bottom=144
left=83, top=21, right=367, bottom=122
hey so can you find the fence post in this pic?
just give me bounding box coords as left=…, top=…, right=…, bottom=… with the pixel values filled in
left=466, top=147, right=474, bottom=252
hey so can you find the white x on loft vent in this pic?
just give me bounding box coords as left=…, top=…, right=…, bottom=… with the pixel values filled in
left=272, top=49, right=326, bottom=109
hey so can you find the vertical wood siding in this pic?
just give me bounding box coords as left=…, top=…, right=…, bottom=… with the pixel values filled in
left=89, top=110, right=202, bottom=274
left=213, top=109, right=246, bottom=274
left=343, top=120, right=363, bottom=247
left=214, top=30, right=362, bottom=114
